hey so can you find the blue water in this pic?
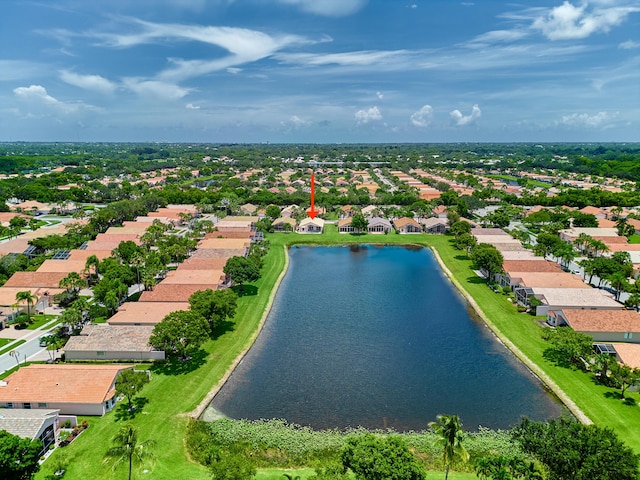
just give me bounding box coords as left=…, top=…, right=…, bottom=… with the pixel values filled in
left=210, top=245, right=562, bottom=431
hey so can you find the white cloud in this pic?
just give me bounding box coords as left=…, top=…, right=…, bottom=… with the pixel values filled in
left=376, top=91, right=384, bottom=100
left=355, top=106, right=382, bottom=124
left=276, top=50, right=410, bottom=67
left=410, top=105, right=434, bottom=127
left=468, top=29, right=529, bottom=46
left=561, top=111, right=618, bottom=128
left=281, top=115, right=311, bottom=130
left=13, top=84, right=99, bottom=115
left=226, top=67, right=242, bottom=74
left=450, top=104, right=481, bottom=126
left=619, top=40, right=640, bottom=49
left=278, top=0, right=366, bottom=17
left=185, top=103, right=200, bottom=109
left=532, top=1, right=640, bottom=40
left=60, top=70, right=116, bottom=94
left=122, top=79, right=191, bottom=100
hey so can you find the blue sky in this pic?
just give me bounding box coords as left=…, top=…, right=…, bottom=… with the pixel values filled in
left=1, top=0, right=639, bottom=143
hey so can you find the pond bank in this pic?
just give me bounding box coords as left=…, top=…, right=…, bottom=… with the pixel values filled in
left=428, top=246, right=591, bottom=425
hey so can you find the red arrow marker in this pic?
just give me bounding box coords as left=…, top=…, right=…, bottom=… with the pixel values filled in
left=307, top=172, right=318, bottom=219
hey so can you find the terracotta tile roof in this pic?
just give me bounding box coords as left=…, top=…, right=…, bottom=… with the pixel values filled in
left=191, top=248, right=245, bottom=259
left=0, top=238, right=31, bottom=255
left=599, top=236, right=629, bottom=245
left=163, top=269, right=225, bottom=285
left=0, top=364, right=129, bottom=405
left=563, top=309, right=640, bottom=332
left=180, top=257, right=228, bottom=270
left=597, top=218, right=616, bottom=228
left=476, top=235, right=521, bottom=245
left=84, top=241, right=127, bottom=251
left=0, top=287, right=64, bottom=306
left=139, top=284, right=215, bottom=302
left=511, top=272, right=589, bottom=289
left=107, top=301, right=189, bottom=325
left=393, top=217, right=421, bottom=229
left=4, top=271, right=68, bottom=288
left=503, top=260, right=561, bottom=273
left=605, top=244, right=640, bottom=252
left=612, top=343, right=640, bottom=369
left=197, top=238, right=250, bottom=250
left=500, top=251, right=538, bottom=260
left=213, top=231, right=254, bottom=239
left=67, top=249, right=112, bottom=261
left=64, top=324, right=156, bottom=350
left=37, top=260, right=87, bottom=274
left=94, top=233, right=141, bottom=244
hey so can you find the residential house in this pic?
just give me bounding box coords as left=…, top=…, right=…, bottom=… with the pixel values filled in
left=0, top=364, right=131, bottom=416
left=338, top=217, right=358, bottom=234
left=298, top=217, right=325, bottom=234
left=108, top=301, right=190, bottom=325
left=366, top=216, right=393, bottom=234
left=528, top=288, right=622, bottom=316
left=272, top=217, right=297, bottom=232
left=549, top=309, right=640, bottom=344
left=393, top=217, right=423, bottom=234
left=64, top=325, right=165, bottom=361
left=421, top=217, right=448, bottom=234
left=0, top=408, right=60, bottom=455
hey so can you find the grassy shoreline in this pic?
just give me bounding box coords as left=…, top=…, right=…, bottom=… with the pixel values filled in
left=38, top=230, right=640, bottom=479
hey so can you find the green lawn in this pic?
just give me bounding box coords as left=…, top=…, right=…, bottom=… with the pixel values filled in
left=628, top=234, right=640, bottom=244
left=0, top=339, right=26, bottom=357
left=26, top=314, right=58, bottom=330
left=38, top=229, right=640, bottom=479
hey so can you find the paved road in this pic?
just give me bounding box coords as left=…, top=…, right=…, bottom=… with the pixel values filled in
left=0, top=318, right=60, bottom=374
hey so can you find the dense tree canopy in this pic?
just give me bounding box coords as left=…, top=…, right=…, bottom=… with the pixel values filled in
left=512, top=417, right=639, bottom=480
left=0, top=430, right=42, bottom=480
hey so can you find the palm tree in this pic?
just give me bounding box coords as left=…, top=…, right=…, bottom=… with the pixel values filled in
left=103, top=424, right=155, bottom=480
left=429, top=414, right=469, bottom=480
left=15, top=290, right=36, bottom=320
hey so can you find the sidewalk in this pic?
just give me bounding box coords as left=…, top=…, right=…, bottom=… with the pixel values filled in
left=0, top=315, right=60, bottom=355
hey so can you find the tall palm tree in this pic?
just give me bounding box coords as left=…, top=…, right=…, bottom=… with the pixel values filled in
left=15, top=290, right=36, bottom=319
left=429, top=414, right=469, bottom=480
left=103, top=424, right=155, bottom=480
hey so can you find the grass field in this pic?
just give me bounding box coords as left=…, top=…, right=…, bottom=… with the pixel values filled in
left=37, top=229, right=640, bottom=479
left=0, top=339, right=26, bottom=357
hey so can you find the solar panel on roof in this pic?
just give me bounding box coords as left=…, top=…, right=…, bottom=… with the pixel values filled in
left=52, top=250, right=71, bottom=260
left=23, top=245, right=38, bottom=255
left=79, top=241, right=88, bottom=250
left=594, top=343, right=617, bottom=355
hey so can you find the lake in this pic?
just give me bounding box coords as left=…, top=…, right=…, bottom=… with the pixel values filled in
left=208, top=245, right=563, bottom=431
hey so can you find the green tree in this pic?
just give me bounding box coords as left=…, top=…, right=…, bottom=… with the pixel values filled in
left=15, top=290, right=36, bottom=319
left=350, top=213, right=368, bottom=233
left=512, top=417, right=639, bottom=480
left=115, top=369, right=150, bottom=410
left=429, top=414, right=469, bottom=480
left=149, top=310, right=210, bottom=360
left=542, top=327, right=593, bottom=369
left=188, top=288, right=238, bottom=333
left=209, top=450, right=257, bottom=480
left=265, top=205, right=281, bottom=220
left=103, top=424, right=156, bottom=480
left=449, top=220, right=472, bottom=237
left=341, top=434, right=426, bottom=480
left=58, top=271, right=87, bottom=296
left=470, top=244, right=504, bottom=284
left=475, top=455, right=544, bottom=480
left=223, top=256, right=261, bottom=292
left=609, top=362, right=640, bottom=399
left=0, top=430, right=42, bottom=480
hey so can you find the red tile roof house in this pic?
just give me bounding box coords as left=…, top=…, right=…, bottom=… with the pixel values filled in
left=0, top=364, right=131, bottom=416
left=393, top=217, right=423, bottom=234
left=338, top=217, right=359, bottom=234
left=64, top=324, right=165, bottom=361
left=139, top=284, right=214, bottom=302
left=548, top=309, right=640, bottom=344
left=108, top=301, right=190, bottom=325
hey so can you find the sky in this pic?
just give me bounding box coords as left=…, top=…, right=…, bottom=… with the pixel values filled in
left=1, top=0, right=639, bottom=143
